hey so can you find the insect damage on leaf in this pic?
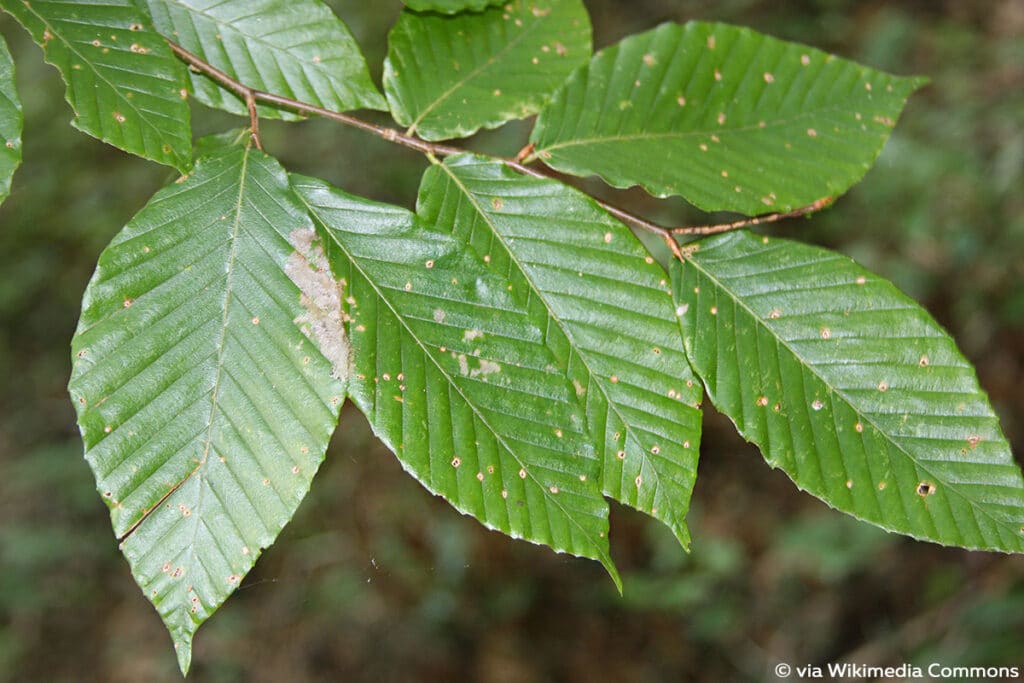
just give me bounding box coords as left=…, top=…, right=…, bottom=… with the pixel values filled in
left=285, top=228, right=351, bottom=381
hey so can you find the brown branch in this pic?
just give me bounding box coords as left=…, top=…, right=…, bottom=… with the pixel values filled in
left=168, top=41, right=823, bottom=262
left=671, top=196, right=835, bottom=235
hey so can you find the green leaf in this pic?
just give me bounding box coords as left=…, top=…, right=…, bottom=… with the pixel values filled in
left=674, top=231, right=1024, bottom=552
left=1, top=0, right=191, bottom=170
left=69, top=141, right=346, bottom=674
left=292, top=174, right=619, bottom=586
left=402, top=0, right=503, bottom=13
left=430, top=155, right=703, bottom=548
left=0, top=33, right=21, bottom=205
left=384, top=0, right=591, bottom=141
left=144, top=0, right=387, bottom=120
left=530, top=21, right=927, bottom=215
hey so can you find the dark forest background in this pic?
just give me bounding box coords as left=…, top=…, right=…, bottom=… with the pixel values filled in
left=1, top=1, right=1022, bottom=680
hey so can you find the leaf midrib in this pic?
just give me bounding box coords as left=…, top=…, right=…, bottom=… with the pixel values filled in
left=686, top=252, right=1021, bottom=542
left=20, top=4, right=184, bottom=164
left=535, top=104, right=862, bottom=156
left=299, top=189, right=611, bottom=564
left=402, top=3, right=549, bottom=135
left=438, top=161, right=689, bottom=534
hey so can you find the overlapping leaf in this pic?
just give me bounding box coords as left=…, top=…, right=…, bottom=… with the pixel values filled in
left=674, top=231, right=1024, bottom=551
left=430, top=155, right=703, bottom=548
left=1, top=0, right=191, bottom=169
left=384, top=0, right=591, bottom=141
left=69, top=141, right=345, bottom=674
left=1, top=0, right=192, bottom=169
left=403, top=0, right=503, bottom=13
left=144, top=0, right=386, bottom=120
left=0, top=33, right=21, bottom=204
left=530, top=21, right=926, bottom=215
left=292, top=175, right=618, bottom=585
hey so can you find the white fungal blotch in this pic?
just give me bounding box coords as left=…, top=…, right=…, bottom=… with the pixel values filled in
left=433, top=309, right=446, bottom=323
left=463, top=329, right=484, bottom=343
left=709, top=306, right=718, bottom=316
left=967, top=435, right=983, bottom=449
left=579, top=474, right=587, bottom=482
left=683, top=441, right=691, bottom=449
left=846, top=480, right=853, bottom=489
left=717, top=112, right=726, bottom=125
left=811, top=400, right=824, bottom=411
left=549, top=486, right=559, bottom=494
left=768, top=308, right=781, bottom=320
left=643, top=53, right=655, bottom=66
left=554, top=429, right=563, bottom=438
left=878, top=481, right=887, bottom=491
left=285, top=229, right=350, bottom=381
left=603, top=232, right=612, bottom=244
left=714, top=69, right=722, bottom=81
left=251, top=316, right=260, bottom=325
left=763, top=72, right=774, bottom=83
left=676, top=304, right=689, bottom=317
left=471, top=359, right=501, bottom=379
left=856, top=276, right=867, bottom=285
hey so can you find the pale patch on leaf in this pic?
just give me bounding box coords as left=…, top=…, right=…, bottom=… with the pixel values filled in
left=285, top=228, right=351, bottom=382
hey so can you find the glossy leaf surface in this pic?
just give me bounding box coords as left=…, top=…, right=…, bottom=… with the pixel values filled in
left=433, top=155, right=703, bottom=548
left=70, top=142, right=346, bottom=673
left=1, top=0, right=191, bottom=169
left=402, top=0, right=502, bottom=12
left=145, top=0, right=387, bottom=120
left=531, top=21, right=926, bottom=214
left=293, top=175, right=619, bottom=585
left=384, top=0, right=591, bottom=141
left=675, top=231, right=1024, bottom=551
left=0, top=33, right=20, bottom=204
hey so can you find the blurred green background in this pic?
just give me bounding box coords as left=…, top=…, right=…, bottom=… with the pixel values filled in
left=1, top=1, right=1022, bottom=681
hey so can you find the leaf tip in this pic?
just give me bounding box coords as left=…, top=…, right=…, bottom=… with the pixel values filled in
left=173, top=633, right=193, bottom=677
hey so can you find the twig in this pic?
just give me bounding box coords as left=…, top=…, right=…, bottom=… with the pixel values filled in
left=168, top=41, right=824, bottom=261
left=672, top=196, right=834, bottom=235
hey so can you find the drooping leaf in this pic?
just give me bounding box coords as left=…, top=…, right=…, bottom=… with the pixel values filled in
left=402, top=0, right=503, bottom=13
left=144, top=0, right=387, bottom=120
left=674, top=231, right=1024, bottom=552
left=1, top=0, right=192, bottom=170
left=0, top=33, right=21, bottom=205
left=292, top=174, right=619, bottom=586
left=429, top=155, right=703, bottom=548
left=384, top=0, right=591, bottom=141
left=69, top=141, right=346, bottom=674
left=530, top=21, right=927, bottom=215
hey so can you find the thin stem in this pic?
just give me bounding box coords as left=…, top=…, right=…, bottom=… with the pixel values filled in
left=168, top=41, right=823, bottom=261
left=244, top=91, right=263, bottom=151
left=671, top=196, right=834, bottom=235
